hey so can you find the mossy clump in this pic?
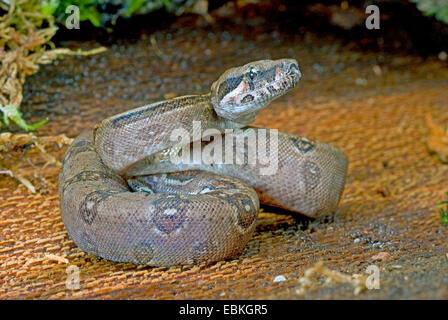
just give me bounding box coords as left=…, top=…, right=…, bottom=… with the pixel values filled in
left=0, top=0, right=105, bottom=131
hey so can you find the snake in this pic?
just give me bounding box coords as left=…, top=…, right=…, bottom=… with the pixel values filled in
left=59, top=58, right=348, bottom=266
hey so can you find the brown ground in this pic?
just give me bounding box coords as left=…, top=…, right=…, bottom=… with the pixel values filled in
left=1, top=16, right=448, bottom=299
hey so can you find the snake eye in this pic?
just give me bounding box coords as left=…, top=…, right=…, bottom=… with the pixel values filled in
left=246, top=68, right=257, bottom=81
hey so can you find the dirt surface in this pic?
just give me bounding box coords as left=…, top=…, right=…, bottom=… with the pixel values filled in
left=1, top=15, right=448, bottom=299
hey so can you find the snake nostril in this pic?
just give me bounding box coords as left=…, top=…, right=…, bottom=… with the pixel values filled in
left=288, top=63, right=300, bottom=76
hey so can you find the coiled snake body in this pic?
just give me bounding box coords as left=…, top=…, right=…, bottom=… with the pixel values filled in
left=59, top=59, right=348, bottom=266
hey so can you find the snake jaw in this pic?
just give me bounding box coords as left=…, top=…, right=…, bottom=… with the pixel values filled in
left=211, top=58, right=301, bottom=122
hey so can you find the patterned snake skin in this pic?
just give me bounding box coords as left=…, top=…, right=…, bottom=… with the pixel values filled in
left=59, top=59, right=348, bottom=266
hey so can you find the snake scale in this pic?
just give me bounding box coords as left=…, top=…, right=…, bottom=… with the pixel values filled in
left=59, top=59, right=348, bottom=266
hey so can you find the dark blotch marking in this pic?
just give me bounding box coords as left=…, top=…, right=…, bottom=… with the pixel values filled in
left=291, top=137, right=315, bottom=153
left=127, top=179, right=155, bottom=194
left=211, top=179, right=239, bottom=190
left=111, top=109, right=147, bottom=124
left=241, top=95, right=254, bottom=104
left=206, top=187, right=257, bottom=230
left=236, top=198, right=257, bottom=229
left=202, top=179, right=238, bottom=195
left=152, top=196, right=190, bottom=234
left=130, top=175, right=159, bottom=192
left=63, top=139, right=96, bottom=163
left=199, top=178, right=239, bottom=193
left=79, top=190, right=125, bottom=225
left=217, top=75, right=244, bottom=99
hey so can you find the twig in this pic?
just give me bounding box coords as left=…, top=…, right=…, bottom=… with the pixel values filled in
left=150, top=34, right=166, bottom=60
left=1, top=167, right=35, bottom=193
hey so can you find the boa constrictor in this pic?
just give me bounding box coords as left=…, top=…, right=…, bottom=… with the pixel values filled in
left=59, top=59, right=348, bottom=266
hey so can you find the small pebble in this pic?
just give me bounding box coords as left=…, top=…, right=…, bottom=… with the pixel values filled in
left=371, top=251, right=392, bottom=261
left=273, top=275, right=286, bottom=282
left=372, top=65, right=382, bottom=76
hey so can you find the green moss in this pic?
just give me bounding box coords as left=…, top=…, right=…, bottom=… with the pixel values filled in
left=39, top=0, right=184, bottom=27
left=41, top=0, right=106, bottom=27
left=411, top=0, right=448, bottom=24
left=0, top=105, right=48, bottom=132
left=438, top=193, right=448, bottom=226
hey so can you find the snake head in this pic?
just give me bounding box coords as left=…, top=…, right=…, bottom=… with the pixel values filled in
left=211, top=58, right=301, bottom=121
